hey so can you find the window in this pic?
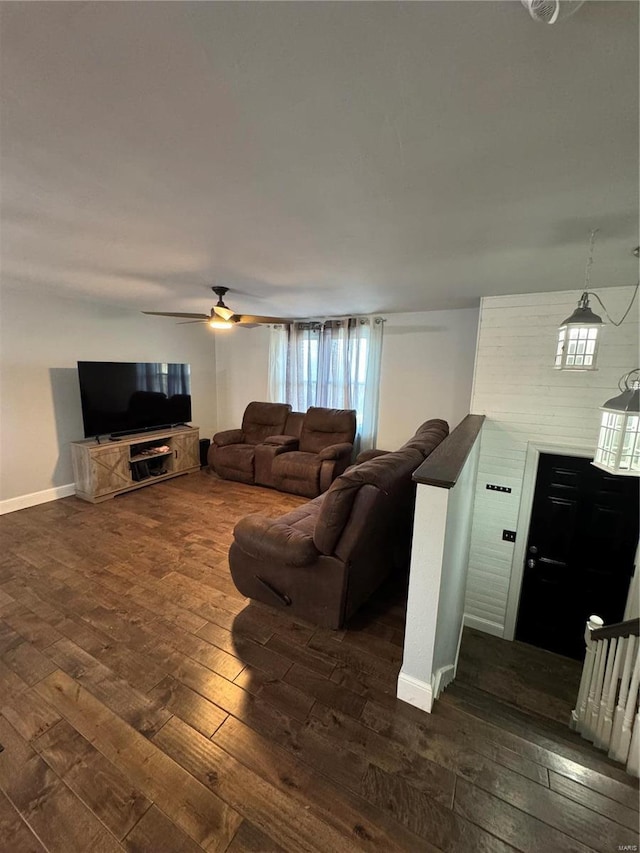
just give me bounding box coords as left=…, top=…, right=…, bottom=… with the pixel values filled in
left=269, top=317, right=383, bottom=450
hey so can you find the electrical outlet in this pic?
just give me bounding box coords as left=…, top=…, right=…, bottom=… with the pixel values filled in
left=502, top=530, right=516, bottom=543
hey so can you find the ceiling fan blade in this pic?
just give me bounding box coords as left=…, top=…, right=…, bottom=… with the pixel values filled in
left=176, top=320, right=209, bottom=325
left=213, top=305, right=234, bottom=321
left=143, top=311, right=210, bottom=319
left=234, top=314, right=292, bottom=325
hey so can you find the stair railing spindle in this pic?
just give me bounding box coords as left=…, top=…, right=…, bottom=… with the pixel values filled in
left=610, top=634, right=637, bottom=761
left=571, top=614, right=603, bottom=732
left=610, top=646, right=640, bottom=764
left=626, top=713, right=640, bottom=777
left=585, top=638, right=608, bottom=741
left=595, top=637, right=618, bottom=749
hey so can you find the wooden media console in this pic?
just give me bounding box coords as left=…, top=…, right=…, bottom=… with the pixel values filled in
left=70, top=426, right=200, bottom=503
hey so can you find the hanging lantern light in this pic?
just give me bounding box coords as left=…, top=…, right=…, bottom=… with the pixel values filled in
left=593, top=369, right=640, bottom=476
left=555, top=229, right=604, bottom=370
left=554, top=235, right=639, bottom=371
left=555, top=291, right=603, bottom=370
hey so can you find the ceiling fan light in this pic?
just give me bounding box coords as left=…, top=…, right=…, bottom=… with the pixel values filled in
left=213, top=306, right=234, bottom=321
left=593, top=371, right=640, bottom=476
left=208, top=317, right=233, bottom=330
left=555, top=292, right=603, bottom=370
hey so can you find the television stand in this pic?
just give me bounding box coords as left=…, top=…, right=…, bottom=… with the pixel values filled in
left=70, top=425, right=200, bottom=503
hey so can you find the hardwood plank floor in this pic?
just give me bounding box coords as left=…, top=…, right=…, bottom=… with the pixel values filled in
left=0, top=470, right=637, bottom=851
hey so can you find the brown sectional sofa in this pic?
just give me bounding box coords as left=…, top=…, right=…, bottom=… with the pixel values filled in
left=229, top=418, right=449, bottom=628
left=209, top=402, right=356, bottom=498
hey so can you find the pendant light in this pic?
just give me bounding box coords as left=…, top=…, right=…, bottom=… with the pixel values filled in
left=555, top=230, right=603, bottom=370
left=593, top=369, right=640, bottom=476
left=555, top=234, right=640, bottom=371
left=554, top=291, right=602, bottom=370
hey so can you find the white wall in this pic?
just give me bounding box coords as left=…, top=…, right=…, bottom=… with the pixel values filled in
left=213, top=326, right=272, bottom=432
left=377, top=309, right=479, bottom=447
left=211, top=308, right=479, bottom=441
left=466, top=285, right=639, bottom=637
left=0, top=287, right=217, bottom=507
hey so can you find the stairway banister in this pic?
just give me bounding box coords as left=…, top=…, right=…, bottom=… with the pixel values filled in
left=572, top=614, right=640, bottom=776
left=591, top=618, right=640, bottom=641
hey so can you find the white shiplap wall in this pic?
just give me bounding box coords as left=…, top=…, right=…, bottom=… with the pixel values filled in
left=466, top=285, right=639, bottom=636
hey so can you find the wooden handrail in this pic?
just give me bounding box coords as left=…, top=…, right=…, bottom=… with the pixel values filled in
left=413, top=414, right=485, bottom=489
left=591, top=618, right=640, bottom=641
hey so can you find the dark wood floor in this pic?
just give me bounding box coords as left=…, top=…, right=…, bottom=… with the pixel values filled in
left=0, top=470, right=637, bottom=852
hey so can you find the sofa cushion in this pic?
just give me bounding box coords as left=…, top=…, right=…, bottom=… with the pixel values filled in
left=270, top=451, right=325, bottom=498
left=272, top=451, right=322, bottom=479
left=233, top=514, right=319, bottom=566
left=215, top=444, right=255, bottom=473
left=313, top=447, right=424, bottom=555
left=400, top=418, right=449, bottom=457
left=242, top=402, right=291, bottom=445
left=348, top=448, right=425, bottom=504
left=299, top=407, right=356, bottom=454
left=312, top=478, right=362, bottom=555
left=278, top=499, right=323, bottom=538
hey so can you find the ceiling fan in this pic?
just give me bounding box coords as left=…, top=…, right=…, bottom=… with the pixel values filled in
left=143, top=286, right=291, bottom=330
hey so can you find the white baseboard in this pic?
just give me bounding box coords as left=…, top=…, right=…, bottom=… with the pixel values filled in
left=431, top=619, right=465, bottom=701
left=463, top=613, right=505, bottom=638
left=397, top=671, right=434, bottom=713
left=0, top=484, right=76, bottom=515
left=432, top=663, right=456, bottom=699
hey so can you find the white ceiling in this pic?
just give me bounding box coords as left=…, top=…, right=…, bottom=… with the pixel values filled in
left=1, top=1, right=638, bottom=320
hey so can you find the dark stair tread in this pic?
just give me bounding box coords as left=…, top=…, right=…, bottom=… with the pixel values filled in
left=442, top=682, right=639, bottom=789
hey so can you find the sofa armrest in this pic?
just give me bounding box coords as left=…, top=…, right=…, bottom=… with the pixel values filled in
left=317, top=442, right=353, bottom=462
left=355, top=448, right=389, bottom=464
left=233, top=515, right=319, bottom=567
left=263, top=435, right=300, bottom=448
left=213, top=428, right=244, bottom=447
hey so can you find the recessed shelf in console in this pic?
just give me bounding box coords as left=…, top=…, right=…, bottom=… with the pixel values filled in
left=130, top=448, right=172, bottom=463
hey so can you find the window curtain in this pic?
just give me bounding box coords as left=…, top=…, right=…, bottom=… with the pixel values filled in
left=268, top=317, right=384, bottom=451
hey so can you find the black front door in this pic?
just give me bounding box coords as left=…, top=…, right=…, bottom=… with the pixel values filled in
left=516, top=453, right=639, bottom=660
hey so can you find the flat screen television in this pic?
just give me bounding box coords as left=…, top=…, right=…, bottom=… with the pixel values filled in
left=77, top=361, right=192, bottom=438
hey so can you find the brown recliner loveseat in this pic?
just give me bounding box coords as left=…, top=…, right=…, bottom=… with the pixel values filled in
left=228, top=418, right=449, bottom=628
left=209, top=403, right=356, bottom=497
left=208, top=401, right=292, bottom=484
